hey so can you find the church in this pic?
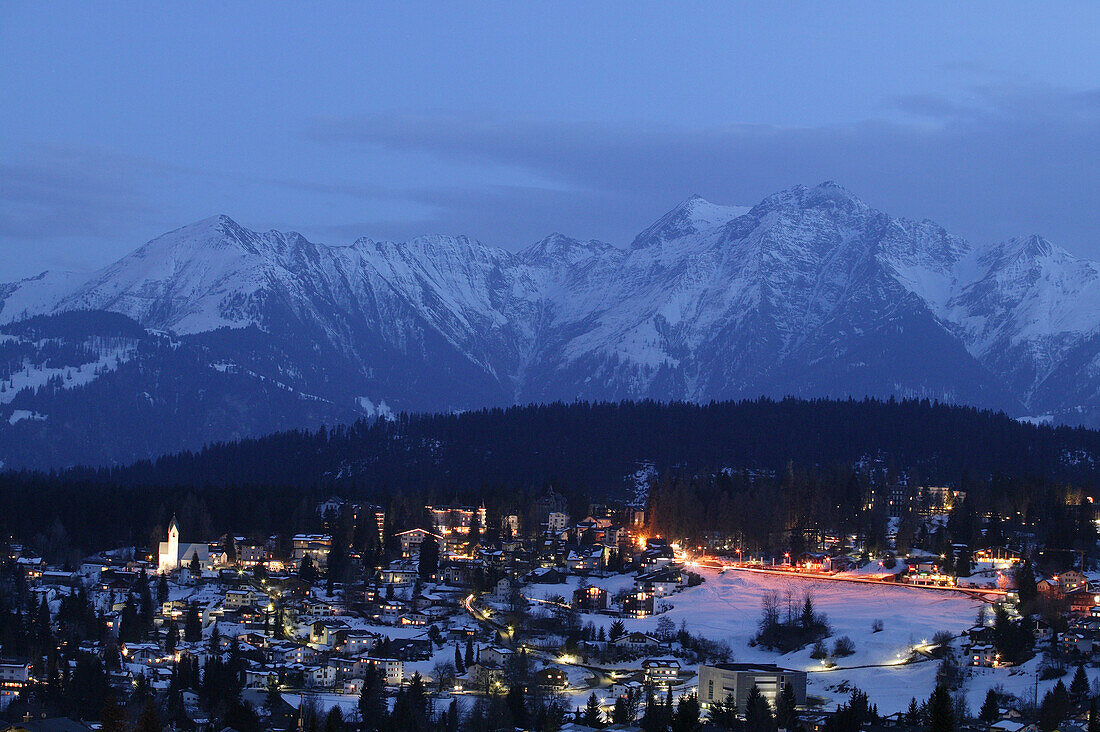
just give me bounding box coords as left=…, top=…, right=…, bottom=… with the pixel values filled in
left=157, top=516, right=211, bottom=573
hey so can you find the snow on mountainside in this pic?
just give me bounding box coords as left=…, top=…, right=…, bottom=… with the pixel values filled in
left=2, top=182, right=1099, bottom=468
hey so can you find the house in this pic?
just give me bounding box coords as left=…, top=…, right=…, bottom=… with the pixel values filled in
left=357, top=656, right=404, bottom=684
left=493, top=576, right=519, bottom=600
left=268, top=641, right=316, bottom=665
left=225, top=588, right=267, bottom=609
left=547, top=512, right=570, bottom=534
left=635, top=567, right=683, bottom=598
left=621, top=590, right=654, bottom=618
left=310, top=619, right=349, bottom=647
left=823, top=555, right=856, bottom=573
left=1032, top=618, right=1054, bottom=643
left=480, top=646, right=515, bottom=667
left=468, top=662, right=506, bottom=690
left=565, top=546, right=606, bottom=573
left=389, top=638, right=432, bottom=661
left=612, top=632, right=661, bottom=651
left=573, top=585, right=610, bottom=611
left=340, top=631, right=381, bottom=656
left=527, top=567, right=567, bottom=584
left=122, top=643, right=163, bottom=664
left=639, top=544, right=674, bottom=569
left=381, top=561, right=420, bottom=585
left=697, top=663, right=807, bottom=711
left=533, top=666, right=568, bottom=689
left=1061, top=570, right=1089, bottom=592
left=969, top=644, right=998, bottom=667
left=397, top=529, right=442, bottom=559
left=642, top=658, right=681, bottom=688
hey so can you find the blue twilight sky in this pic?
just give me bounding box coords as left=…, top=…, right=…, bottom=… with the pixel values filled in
left=1, top=2, right=1099, bottom=279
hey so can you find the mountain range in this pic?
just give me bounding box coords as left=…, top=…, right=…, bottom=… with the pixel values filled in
left=3, top=181, right=1099, bottom=469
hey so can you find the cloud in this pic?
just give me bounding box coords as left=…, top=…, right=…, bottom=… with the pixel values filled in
left=304, top=84, right=1100, bottom=255
left=0, top=145, right=162, bottom=241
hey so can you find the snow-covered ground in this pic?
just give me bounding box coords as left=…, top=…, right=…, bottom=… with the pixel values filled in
left=530, top=568, right=995, bottom=713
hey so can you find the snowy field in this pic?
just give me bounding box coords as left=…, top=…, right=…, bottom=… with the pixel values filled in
left=535, top=568, right=991, bottom=713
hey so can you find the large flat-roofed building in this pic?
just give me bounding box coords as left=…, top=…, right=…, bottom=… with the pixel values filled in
left=697, top=663, right=807, bottom=711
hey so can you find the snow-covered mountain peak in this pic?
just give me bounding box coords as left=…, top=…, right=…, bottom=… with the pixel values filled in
left=630, top=194, right=750, bottom=249
left=5, top=183, right=1100, bottom=442
left=752, top=181, right=871, bottom=219
left=519, top=233, right=615, bottom=267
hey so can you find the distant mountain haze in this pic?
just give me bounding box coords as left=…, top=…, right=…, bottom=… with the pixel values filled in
left=3, top=182, right=1099, bottom=468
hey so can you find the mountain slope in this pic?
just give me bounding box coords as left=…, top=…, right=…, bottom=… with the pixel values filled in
left=2, top=182, right=1098, bottom=469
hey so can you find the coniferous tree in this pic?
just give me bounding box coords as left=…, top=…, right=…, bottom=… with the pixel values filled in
left=905, top=698, right=922, bottom=727
left=928, top=685, right=956, bottom=732
left=184, top=604, right=202, bottom=642
left=418, top=538, right=439, bottom=582
left=582, top=693, right=605, bottom=729
left=674, top=692, right=701, bottom=732
left=707, top=694, right=739, bottom=730
left=358, top=663, right=388, bottom=731
left=979, top=689, right=1000, bottom=724
left=776, top=682, right=799, bottom=731
left=135, top=698, right=161, bottom=732
left=1039, top=681, right=1071, bottom=732
left=746, top=685, right=775, bottom=732
left=1071, top=665, right=1090, bottom=706
left=100, top=695, right=127, bottom=732
left=1088, top=697, right=1099, bottom=732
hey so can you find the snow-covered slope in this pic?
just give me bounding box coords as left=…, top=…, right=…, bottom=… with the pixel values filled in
left=2, top=182, right=1098, bottom=467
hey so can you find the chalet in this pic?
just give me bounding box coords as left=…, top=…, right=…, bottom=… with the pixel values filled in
left=225, top=588, right=268, bottom=609
left=566, top=546, right=606, bottom=573
left=268, top=641, right=316, bottom=665
left=1061, top=632, right=1096, bottom=656
left=969, top=644, right=998, bottom=667
left=642, top=657, right=681, bottom=688
left=639, top=544, right=674, bottom=569
left=244, top=666, right=280, bottom=689
left=340, top=630, right=381, bottom=656
left=613, top=632, right=661, bottom=651
left=376, top=599, right=407, bottom=625
left=621, top=590, right=654, bottom=618
left=440, top=560, right=480, bottom=587
left=533, top=666, right=568, bottom=689
left=291, top=534, right=332, bottom=565
left=527, top=567, right=567, bottom=584
left=389, top=638, right=432, bottom=661
left=309, top=619, right=348, bottom=647
left=493, top=576, right=520, bottom=600
left=358, top=656, right=404, bottom=684
left=397, top=529, right=442, bottom=559
left=1032, top=618, right=1054, bottom=643
left=469, top=661, right=506, bottom=690
left=1061, top=570, right=1089, bottom=592
left=573, top=585, right=610, bottom=611
left=480, top=646, right=515, bottom=667
left=635, top=567, right=683, bottom=598
left=823, top=555, right=856, bottom=573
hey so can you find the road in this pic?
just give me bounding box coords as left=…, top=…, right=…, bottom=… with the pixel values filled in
left=689, top=558, right=1006, bottom=601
